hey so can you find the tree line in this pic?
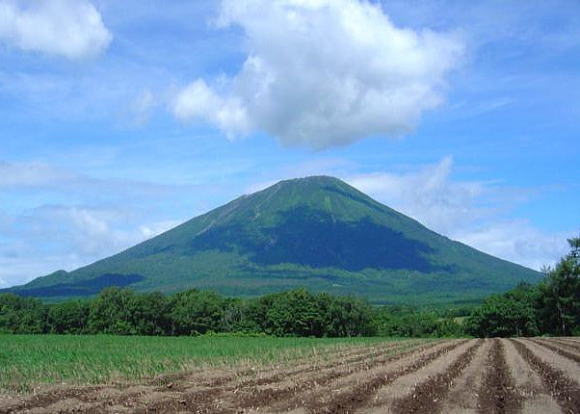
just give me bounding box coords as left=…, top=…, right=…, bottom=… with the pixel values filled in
left=0, top=287, right=463, bottom=338
left=466, top=237, right=580, bottom=337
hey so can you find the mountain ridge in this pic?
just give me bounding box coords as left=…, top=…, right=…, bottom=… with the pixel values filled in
left=3, top=175, right=541, bottom=304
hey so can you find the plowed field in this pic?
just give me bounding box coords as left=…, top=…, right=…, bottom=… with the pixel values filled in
left=1, top=338, right=578, bottom=414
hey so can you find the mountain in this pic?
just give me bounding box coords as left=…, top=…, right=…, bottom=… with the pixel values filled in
left=3, top=176, right=542, bottom=304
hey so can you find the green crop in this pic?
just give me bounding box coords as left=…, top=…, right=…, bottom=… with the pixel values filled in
left=0, top=334, right=397, bottom=392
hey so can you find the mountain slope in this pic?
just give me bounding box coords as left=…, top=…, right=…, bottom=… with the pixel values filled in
left=4, top=176, right=542, bottom=304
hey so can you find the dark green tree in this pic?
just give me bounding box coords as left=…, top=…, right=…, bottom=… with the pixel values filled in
left=47, top=300, right=90, bottom=334
left=169, top=289, right=224, bottom=335
left=0, top=293, right=46, bottom=334
left=465, top=284, right=539, bottom=338
left=537, top=237, right=580, bottom=336
left=87, top=287, right=139, bottom=334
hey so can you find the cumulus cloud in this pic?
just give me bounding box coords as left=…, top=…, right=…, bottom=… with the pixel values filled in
left=0, top=0, right=111, bottom=59
left=172, top=0, right=464, bottom=149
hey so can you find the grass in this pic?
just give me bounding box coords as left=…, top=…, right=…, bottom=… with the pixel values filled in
left=0, top=334, right=398, bottom=392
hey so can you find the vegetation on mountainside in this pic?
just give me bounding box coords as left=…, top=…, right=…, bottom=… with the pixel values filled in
left=466, top=237, right=580, bottom=337
left=2, top=176, right=540, bottom=305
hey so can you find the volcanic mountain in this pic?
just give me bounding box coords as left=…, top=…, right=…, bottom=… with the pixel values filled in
left=5, top=176, right=541, bottom=304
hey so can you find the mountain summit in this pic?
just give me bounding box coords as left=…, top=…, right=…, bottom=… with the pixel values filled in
left=5, top=176, right=541, bottom=304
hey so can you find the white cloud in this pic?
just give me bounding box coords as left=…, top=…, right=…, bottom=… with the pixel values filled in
left=173, top=79, right=251, bottom=138
left=0, top=0, right=111, bottom=59
left=172, top=0, right=464, bottom=149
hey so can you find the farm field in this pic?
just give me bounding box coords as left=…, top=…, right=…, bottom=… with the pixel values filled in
left=0, top=337, right=579, bottom=413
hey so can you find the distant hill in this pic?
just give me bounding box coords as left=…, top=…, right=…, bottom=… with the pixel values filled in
left=3, top=176, right=542, bottom=304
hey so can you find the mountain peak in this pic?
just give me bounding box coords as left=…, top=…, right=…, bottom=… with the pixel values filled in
left=263, top=175, right=349, bottom=194
left=278, top=175, right=344, bottom=185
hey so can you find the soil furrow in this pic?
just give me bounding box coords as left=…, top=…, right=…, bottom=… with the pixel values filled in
left=514, top=339, right=580, bottom=383
left=531, top=338, right=580, bottom=364
left=477, top=339, right=522, bottom=414
left=153, top=340, right=403, bottom=389
left=233, top=340, right=424, bottom=390
left=356, top=340, right=477, bottom=413
left=502, top=339, right=562, bottom=414
left=511, top=339, right=580, bottom=414
left=390, top=339, right=483, bottom=413
left=145, top=340, right=446, bottom=414
left=544, top=338, right=580, bottom=355
left=300, top=340, right=469, bottom=414
left=439, top=338, right=492, bottom=413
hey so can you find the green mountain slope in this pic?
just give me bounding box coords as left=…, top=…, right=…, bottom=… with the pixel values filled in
left=4, top=176, right=542, bottom=304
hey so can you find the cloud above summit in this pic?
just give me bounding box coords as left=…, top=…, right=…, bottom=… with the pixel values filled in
left=172, top=0, right=464, bottom=149
left=0, top=0, right=111, bottom=59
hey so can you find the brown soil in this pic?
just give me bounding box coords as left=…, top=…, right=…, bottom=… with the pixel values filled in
left=511, top=339, right=580, bottom=414
left=313, top=340, right=470, bottom=413
left=390, top=339, right=483, bottom=413
left=439, top=338, right=493, bottom=413
left=477, top=338, right=522, bottom=414
left=549, top=338, right=580, bottom=353
left=532, top=339, right=580, bottom=363
left=502, top=339, right=561, bottom=414
left=229, top=339, right=456, bottom=414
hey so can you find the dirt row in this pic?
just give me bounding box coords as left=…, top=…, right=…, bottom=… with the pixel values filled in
left=1, top=337, right=578, bottom=414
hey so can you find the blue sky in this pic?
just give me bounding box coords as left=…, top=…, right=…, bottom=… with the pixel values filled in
left=0, top=0, right=579, bottom=287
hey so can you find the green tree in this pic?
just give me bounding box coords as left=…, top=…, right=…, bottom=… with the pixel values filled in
left=87, top=287, right=139, bottom=334
left=0, top=293, right=47, bottom=334
left=465, top=285, right=539, bottom=338
left=262, top=289, right=321, bottom=336
left=47, top=300, right=90, bottom=334
left=169, top=289, right=224, bottom=335
left=537, top=237, right=580, bottom=336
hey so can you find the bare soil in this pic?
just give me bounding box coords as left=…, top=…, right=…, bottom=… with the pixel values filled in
left=1, top=338, right=579, bottom=414
left=477, top=338, right=522, bottom=413
left=511, top=339, right=580, bottom=414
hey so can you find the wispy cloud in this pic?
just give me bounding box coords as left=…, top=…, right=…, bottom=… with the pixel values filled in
left=0, top=160, right=205, bottom=198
